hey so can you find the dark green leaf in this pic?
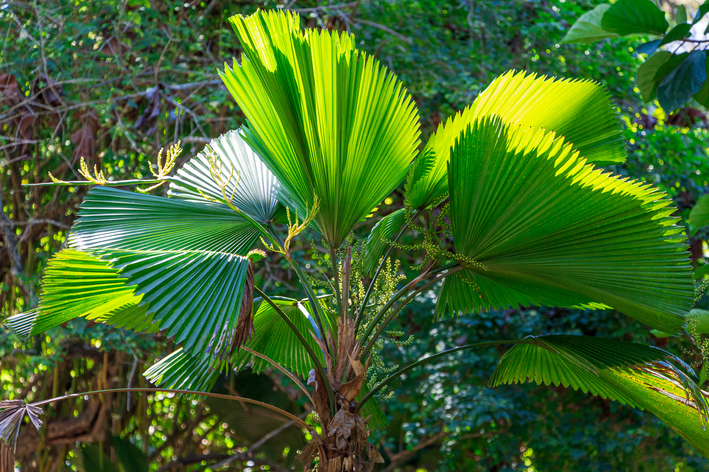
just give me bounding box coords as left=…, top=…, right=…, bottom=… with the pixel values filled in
left=80, top=444, right=120, bottom=472
left=110, top=436, right=148, bottom=472
left=601, top=0, right=669, bottom=36
left=676, top=5, right=688, bottom=25
left=144, top=349, right=221, bottom=392
left=637, top=51, right=672, bottom=101
left=694, top=2, right=709, bottom=23
left=659, top=23, right=692, bottom=47
left=636, top=39, right=661, bottom=55
left=658, top=50, right=707, bottom=111
left=232, top=298, right=324, bottom=378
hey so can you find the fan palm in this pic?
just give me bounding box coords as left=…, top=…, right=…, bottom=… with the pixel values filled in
left=4, top=9, right=709, bottom=470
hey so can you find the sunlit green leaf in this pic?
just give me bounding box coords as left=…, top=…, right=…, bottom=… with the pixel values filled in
left=490, top=335, right=709, bottom=457
left=220, top=10, right=421, bottom=247
left=441, top=117, right=693, bottom=333
left=406, top=70, right=625, bottom=209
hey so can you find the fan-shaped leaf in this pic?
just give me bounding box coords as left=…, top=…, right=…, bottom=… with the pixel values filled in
left=406, top=70, right=625, bottom=210
left=5, top=249, right=156, bottom=337
left=9, top=187, right=257, bottom=359
left=601, top=0, right=669, bottom=36
left=144, top=349, right=221, bottom=393
left=440, top=117, right=693, bottom=333
left=220, top=10, right=421, bottom=247
left=364, top=209, right=406, bottom=277
left=69, top=186, right=259, bottom=254
left=168, top=129, right=281, bottom=223
left=489, top=335, right=709, bottom=457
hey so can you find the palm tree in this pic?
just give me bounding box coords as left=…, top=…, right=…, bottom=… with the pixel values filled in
left=3, top=9, right=709, bottom=471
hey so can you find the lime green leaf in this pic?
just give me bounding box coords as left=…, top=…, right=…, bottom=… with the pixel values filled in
left=601, top=0, right=669, bottom=36
left=441, top=117, right=693, bottom=333
left=220, top=10, right=421, bottom=247
left=695, top=264, right=709, bottom=280
left=689, top=308, right=709, bottom=334
left=232, top=298, right=325, bottom=378
left=650, top=329, right=673, bottom=338
left=144, top=348, right=221, bottom=392
left=406, top=70, right=625, bottom=210
left=364, top=209, right=406, bottom=276
left=562, top=4, right=619, bottom=44
left=5, top=249, right=156, bottom=337
left=637, top=51, right=672, bottom=101
left=489, top=335, right=709, bottom=457
left=169, top=129, right=281, bottom=223
left=658, top=50, right=707, bottom=111
left=690, top=194, right=709, bottom=235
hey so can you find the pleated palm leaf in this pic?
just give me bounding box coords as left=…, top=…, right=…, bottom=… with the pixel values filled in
left=3, top=9, right=708, bottom=470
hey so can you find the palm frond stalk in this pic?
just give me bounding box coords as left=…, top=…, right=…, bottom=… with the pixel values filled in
left=4, top=8, right=707, bottom=471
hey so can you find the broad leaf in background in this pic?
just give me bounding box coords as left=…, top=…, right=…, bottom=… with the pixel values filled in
left=406, top=70, right=625, bottom=209
left=657, top=50, right=708, bottom=112
left=80, top=444, right=120, bottom=472
left=601, top=0, right=669, bottom=36
left=441, top=117, right=694, bottom=333
left=489, top=335, right=709, bottom=457
left=635, top=38, right=661, bottom=55
left=169, top=129, right=281, bottom=223
left=220, top=10, right=421, bottom=247
left=690, top=193, right=709, bottom=235
left=637, top=51, right=674, bottom=102
left=561, top=4, right=618, bottom=44
left=658, top=23, right=691, bottom=47
left=110, top=436, right=149, bottom=472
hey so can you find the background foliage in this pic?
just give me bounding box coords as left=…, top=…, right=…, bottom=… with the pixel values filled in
left=2, top=0, right=709, bottom=470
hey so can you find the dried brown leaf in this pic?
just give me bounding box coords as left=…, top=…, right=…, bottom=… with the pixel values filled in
left=70, top=109, right=100, bottom=162
left=231, top=261, right=255, bottom=353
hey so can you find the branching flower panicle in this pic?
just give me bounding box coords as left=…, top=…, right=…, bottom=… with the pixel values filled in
left=78, top=156, right=108, bottom=185
left=137, top=141, right=183, bottom=193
